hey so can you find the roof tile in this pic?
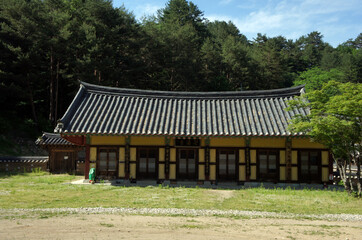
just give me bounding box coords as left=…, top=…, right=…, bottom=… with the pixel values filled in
left=55, top=82, right=306, bottom=137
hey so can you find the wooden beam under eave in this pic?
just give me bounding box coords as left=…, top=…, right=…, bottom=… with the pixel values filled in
left=61, top=134, right=86, bottom=146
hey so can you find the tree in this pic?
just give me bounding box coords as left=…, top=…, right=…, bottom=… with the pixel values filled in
left=142, top=0, right=206, bottom=91
left=294, top=67, right=345, bottom=92
left=221, top=35, right=253, bottom=89
left=288, top=81, right=362, bottom=196
left=320, top=45, right=340, bottom=70
left=0, top=0, right=49, bottom=131
left=297, top=31, right=326, bottom=68
left=0, top=0, right=144, bottom=134
left=251, top=35, right=294, bottom=89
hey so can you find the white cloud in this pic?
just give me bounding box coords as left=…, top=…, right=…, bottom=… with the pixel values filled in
left=206, top=0, right=362, bottom=45
left=135, top=4, right=161, bottom=18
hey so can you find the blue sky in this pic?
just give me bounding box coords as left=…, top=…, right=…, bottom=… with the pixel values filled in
left=112, top=0, right=362, bottom=47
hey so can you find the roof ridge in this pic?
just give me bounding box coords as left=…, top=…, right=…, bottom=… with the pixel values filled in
left=80, top=81, right=305, bottom=99
left=43, top=132, right=60, bottom=137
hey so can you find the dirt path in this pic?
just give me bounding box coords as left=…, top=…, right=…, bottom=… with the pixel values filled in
left=0, top=214, right=361, bottom=240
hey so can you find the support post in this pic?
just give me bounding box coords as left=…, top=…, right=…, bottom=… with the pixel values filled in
left=245, top=137, right=250, bottom=181
left=125, top=136, right=130, bottom=179
left=205, top=138, right=210, bottom=180
left=165, top=137, right=170, bottom=179
left=84, top=144, right=90, bottom=179
left=286, top=137, right=292, bottom=182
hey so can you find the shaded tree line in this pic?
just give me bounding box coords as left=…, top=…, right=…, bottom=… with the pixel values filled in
left=0, top=0, right=361, bottom=135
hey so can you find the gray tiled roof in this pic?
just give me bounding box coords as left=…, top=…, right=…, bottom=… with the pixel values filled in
left=36, top=132, right=73, bottom=146
left=55, top=82, right=307, bottom=137
left=0, top=156, right=48, bottom=163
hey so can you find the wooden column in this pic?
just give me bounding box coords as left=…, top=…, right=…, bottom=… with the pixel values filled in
left=84, top=145, right=90, bottom=179
left=286, top=137, right=292, bottom=182
left=165, top=137, right=170, bottom=179
left=205, top=138, right=210, bottom=180
left=125, top=136, right=130, bottom=179
left=245, top=137, right=251, bottom=181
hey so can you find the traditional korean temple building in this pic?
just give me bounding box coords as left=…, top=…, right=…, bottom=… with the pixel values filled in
left=54, top=82, right=333, bottom=184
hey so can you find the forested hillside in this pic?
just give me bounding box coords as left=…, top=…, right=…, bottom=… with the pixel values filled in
left=0, top=0, right=361, bottom=141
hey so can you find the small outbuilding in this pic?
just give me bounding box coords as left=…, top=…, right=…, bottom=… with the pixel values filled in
left=36, top=132, right=85, bottom=174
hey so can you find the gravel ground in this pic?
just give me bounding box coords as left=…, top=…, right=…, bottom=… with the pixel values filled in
left=1, top=207, right=361, bottom=221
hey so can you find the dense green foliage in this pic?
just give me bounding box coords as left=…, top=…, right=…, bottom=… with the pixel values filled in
left=288, top=81, right=362, bottom=195
left=0, top=172, right=361, bottom=214
left=0, top=0, right=361, bottom=137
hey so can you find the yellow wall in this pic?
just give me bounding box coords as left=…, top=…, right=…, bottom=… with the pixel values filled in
left=130, top=148, right=136, bottom=162
left=250, top=166, right=256, bottom=180
left=209, top=148, right=216, bottom=179
left=170, top=164, right=176, bottom=179
left=91, top=136, right=125, bottom=145
left=169, top=138, right=175, bottom=147
left=210, top=138, right=245, bottom=147
left=119, top=148, right=125, bottom=161
left=198, top=148, right=205, bottom=180
left=292, top=138, right=326, bottom=149
left=119, top=147, right=125, bottom=178
left=199, top=149, right=205, bottom=162
left=280, top=150, right=285, bottom=164
left=292, top=167, right=298, bottom=181
left=159, top=148, right=165, bottom=162
left=322, top=151, right=329, bottom=165
left=200, top=139, right=206, bottom=147
left=250, top=150, right=256, bottom=164
left=169, top=148, right=176, bottom=179
left=322, top=167, right=329, bottom=182
left=90, top=147, right=97, bottom=162
left=210, top=165, right=216, bottom=180
left=280, top=166, right=286, bottom=181
left=130, top=163, right=136, bottom=179
left=119, top=164, right=125, bottom=178
left=170, top=148, right=176, bottom=162
left=130, top=147, right=136, bottom=178
left=159, top=164, right=165, bottom=179
left=239, top=149, right=245, bottom=163
left=239, top=165, right=246, bottom=181
left=131, top=136, right=165, bottom=146
left=250, top=138, right=285, bottom=148
left=292, top=151, right=298, bottom=164
left=199, top=165, right=205, bottom=180
left=210, top=149, right=216, bottom=163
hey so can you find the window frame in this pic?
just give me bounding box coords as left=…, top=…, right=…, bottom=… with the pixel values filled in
left=298, top=150, right=321, bottom=183
left=176, top=148, right=198, bottom=180
left=137, top=147, right=159, bottom=180
left=96, top=147, right=119, bottom=178
left=257, top=149, right=279, bottom=182
left=216, top=148, right=238, bottom=181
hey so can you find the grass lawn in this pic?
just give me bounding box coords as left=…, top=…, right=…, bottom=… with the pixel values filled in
left=0, top=172, right=361, bottom=215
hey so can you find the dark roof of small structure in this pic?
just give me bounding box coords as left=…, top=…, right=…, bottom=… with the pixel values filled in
left=55, top=82, right=307, bottom=137
left=0, top=156, right=48, bottom=163
left=36, top=132, right=73, bottom=146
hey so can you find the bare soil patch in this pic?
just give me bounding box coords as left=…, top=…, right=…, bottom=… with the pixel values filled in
left=0, top=214, right=361, bottom=240
left=206, top=189, right=234, bottom=200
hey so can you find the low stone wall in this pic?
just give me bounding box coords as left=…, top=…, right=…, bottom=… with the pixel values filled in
left=0, top=156, right=48, bottom=173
